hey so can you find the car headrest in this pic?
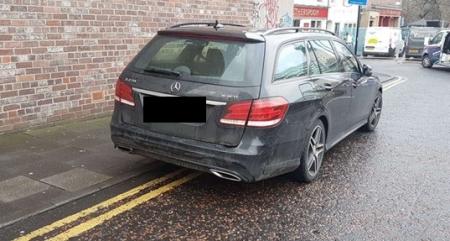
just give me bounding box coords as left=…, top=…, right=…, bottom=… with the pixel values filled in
left=205, top=48, right=225, bottom=76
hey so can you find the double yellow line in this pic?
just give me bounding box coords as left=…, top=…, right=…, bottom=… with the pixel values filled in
left=15, top=169, right=200, bottom=241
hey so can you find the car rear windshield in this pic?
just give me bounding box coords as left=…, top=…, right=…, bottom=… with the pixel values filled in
left=131, top=35, right=265, bottom=87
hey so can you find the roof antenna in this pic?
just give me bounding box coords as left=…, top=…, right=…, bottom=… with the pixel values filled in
left=213, top=20, right=224, bottom=31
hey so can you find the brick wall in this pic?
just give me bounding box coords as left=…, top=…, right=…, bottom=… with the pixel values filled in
left=0, top=0, right=255, bottom=133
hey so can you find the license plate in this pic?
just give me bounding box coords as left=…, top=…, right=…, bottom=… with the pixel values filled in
left=409, top=49, right=419, bottom=54
left=143, top=96, right=206, bottom=123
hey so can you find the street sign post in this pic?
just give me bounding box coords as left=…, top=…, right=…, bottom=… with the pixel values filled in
left=348, top=0, right=367, bottom=5
left=348, top=0, right=367, bottom=55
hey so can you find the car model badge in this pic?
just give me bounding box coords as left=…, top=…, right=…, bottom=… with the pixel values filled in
left=170, top=82, right=181, bottom=93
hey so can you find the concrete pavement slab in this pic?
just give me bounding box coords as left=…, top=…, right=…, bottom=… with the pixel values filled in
left=0, top=116, right=158, bottom=228
left=0, top=185, right=65, bottom=226
left=0, top=176, right=49, bottom=203
left=40, top=168, right=111, bottom=192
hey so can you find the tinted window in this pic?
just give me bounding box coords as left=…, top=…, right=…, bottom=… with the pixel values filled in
left=132, top=35, right=264, bottom=86
left=274, top=42, right=308, bottom=81
left=307, top=42, right=321, bottom=75
left=430, top=32, right=444, bottom=45
left=309, top=40, right=340, bottom=73
left=333, top=41, right=360, bottom=73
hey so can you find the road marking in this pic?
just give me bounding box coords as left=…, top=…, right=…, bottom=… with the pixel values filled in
left=15, top=169, right=186, bottom=241
left=383, top=77, right=407, bottom=91
left=47, top=172, right=201, bottom=241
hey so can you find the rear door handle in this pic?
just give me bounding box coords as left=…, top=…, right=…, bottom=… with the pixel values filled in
left=323, top=83, right=333, bottom=91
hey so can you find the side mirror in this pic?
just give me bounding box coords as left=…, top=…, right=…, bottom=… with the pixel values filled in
left=362, top=64, right=373, bottom=77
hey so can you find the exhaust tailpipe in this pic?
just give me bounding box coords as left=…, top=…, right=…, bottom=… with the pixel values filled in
left=210, top=169, right=242, bottom=182
left=115, top=145, right=134, bottom=153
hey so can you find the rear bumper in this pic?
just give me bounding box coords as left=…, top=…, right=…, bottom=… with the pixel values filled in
left=405, top=49, right=423, bottom=58
left=111, top=122, right=277, bottom=182
left=364, top=47, right=395, bottom=57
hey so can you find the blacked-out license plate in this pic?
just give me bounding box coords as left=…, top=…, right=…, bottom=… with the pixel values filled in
left=143, top=96, right=206, bottom=123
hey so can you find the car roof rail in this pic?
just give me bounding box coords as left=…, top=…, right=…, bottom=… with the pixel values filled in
left=169, top=20, right=246, bottom=30
left=264, top=27, right=335, bottom=36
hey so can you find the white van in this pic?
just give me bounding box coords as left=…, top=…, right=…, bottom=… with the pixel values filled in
left=363, top=27, right=405, bottom=57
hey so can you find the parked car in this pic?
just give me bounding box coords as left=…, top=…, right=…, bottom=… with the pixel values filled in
left=363, top=27, right=405, bottom=57
left=401, top=26, right=441, bottom=58
left=111, top=23, right=383, bottom=183
left=422, top=30, right=450, bottom=68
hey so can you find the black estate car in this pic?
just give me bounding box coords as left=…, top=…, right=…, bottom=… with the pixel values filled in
left=111, top=22, right=383, bottom=183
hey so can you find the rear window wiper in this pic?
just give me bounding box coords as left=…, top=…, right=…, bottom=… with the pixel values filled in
left=142, top=67, right=181, bottom=77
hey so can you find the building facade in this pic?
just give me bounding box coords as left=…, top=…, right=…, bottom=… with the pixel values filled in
left=293, top=0, right=358, bottom=47
left=0, top=0, right=294, bottom=133
left=327, top=0, right=359, bottom=44
left=293, top=0, right=329, bottom=29
left=360, top=0, right=402, bottom=27
left=255, top=0, right=294, bottom=28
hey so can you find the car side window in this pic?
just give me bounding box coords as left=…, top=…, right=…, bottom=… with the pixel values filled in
left=430, top=33, right=443, bottom=45
left=274, top=41, right=308, bottom=81
left=309, top=40, right=340, bottom=74
left=307, top=42, right=321, bottom=75
left=333, top=41, right=360, bottom=73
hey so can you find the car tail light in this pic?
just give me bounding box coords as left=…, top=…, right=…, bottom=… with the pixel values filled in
left=220, top=97, right=288, bottom=128
left=114, top=78, right=135, bottom=106
left=219, top=100, right=252, bottom=126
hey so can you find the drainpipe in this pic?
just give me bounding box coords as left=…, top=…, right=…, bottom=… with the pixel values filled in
left=355, top=5, right=362, bottom=55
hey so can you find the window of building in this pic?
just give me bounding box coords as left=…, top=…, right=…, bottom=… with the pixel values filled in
left=335, top=22, right=340, bottom=36
left=311, top=21, right=322, bottom=29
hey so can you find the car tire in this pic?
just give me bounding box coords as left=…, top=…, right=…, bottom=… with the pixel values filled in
left=361, top=92, right=382, bottom=132
left=389, top=48, right=396, bottom=57
left=293, top=119, right=326, bottom=183
left=422, top=55, right=433, bottom=68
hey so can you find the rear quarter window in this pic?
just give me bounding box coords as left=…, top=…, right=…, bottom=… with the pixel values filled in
left=274, top=41, right=308, bottom=81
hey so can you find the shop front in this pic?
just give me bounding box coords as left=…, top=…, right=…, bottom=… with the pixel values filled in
left=293, top=5, right=329, bottom=29
left=378, top=8, right=401, bottom=27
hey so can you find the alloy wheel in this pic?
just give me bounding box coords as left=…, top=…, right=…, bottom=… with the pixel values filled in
left=307, top=125, right=325, bottom=177
left=423, top=57, right=431, bottom=68
left=369, top=96, right=382, bottom=128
